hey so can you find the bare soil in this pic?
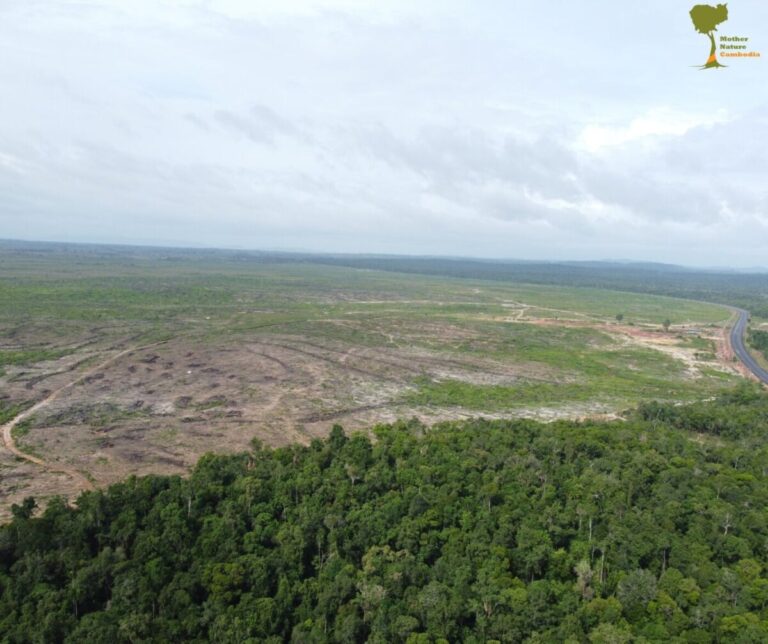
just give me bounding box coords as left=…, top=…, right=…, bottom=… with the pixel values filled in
left=0, top=313, right=741, bottom=520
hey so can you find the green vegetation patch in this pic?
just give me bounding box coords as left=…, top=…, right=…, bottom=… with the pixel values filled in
left=0, top=400, right=33, bottom=425
left=406, top=325, right=738, bottom=410
left=0, top=347, right=74, bottom=368
left=10, top=418, right=33, bottom=441
left=406, top=376, right=589, bottom=409
left=406, top=369, right=714, bottom=410
left=679, top=334, right=715, bottom=351
left=748, top=328, right=768, bottom=360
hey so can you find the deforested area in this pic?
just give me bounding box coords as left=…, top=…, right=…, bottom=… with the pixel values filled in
left=0, top=244, right=747, bottom=518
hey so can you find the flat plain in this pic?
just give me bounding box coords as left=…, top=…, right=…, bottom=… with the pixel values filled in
left=0, top=244, right=742, bottom=517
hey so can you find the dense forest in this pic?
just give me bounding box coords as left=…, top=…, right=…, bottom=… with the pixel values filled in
left=3, top=386, right=768, bottom=642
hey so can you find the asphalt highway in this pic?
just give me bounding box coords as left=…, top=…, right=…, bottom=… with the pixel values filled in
left=729, top=308, right=768, bottom=385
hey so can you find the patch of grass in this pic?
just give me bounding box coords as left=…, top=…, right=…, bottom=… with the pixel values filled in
left=11, top=418, right=33, bottom=441
left=13, top=438, right=43, bottom=460
left=405, top=377, right=585, bottom=409
left=0, top=401, right=33, bottom=425
left=0, top=348, right=74, bottom=368
left=195, top=398, right=227, bottom=411
left=407, top=354, right=739, bottom=410
left=679, top=335, right=715, bottom=351
left=699, top=367, right=733, bottom=380
left=157, top=427, right=179, bottom=442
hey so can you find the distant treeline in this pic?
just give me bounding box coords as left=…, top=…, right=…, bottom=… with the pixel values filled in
left=285, top=255, right=768, bottom=319
left=5, top=240, right=766, bottom=318
left=3, top=385, right=768, bottom=641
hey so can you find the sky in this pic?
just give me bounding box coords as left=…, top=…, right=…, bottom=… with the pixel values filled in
left=1, top=0, right=768, bottom=266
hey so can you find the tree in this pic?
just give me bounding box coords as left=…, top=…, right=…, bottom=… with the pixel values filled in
left=663, top=318, right=672, bottom=332
left=11, top=496, right=37, bottom=520
left=588, top=623, right=633, bottom=644
left=574, top=559, right=595, bottom=600
left=689, top=4, right=729, bottom=69
left=617, top=569, right=657, bottom=617
left=615, top=313, right=624, bottom=323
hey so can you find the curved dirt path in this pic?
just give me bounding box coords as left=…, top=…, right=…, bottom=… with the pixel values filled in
left=1, top=341, right=166, bottom=491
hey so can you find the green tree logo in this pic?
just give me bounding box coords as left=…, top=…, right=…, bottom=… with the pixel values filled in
left=690, top=4, right=729, bottom=68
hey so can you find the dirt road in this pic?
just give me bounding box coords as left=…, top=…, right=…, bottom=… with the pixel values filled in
left=1, top=342, right=165, bottom=491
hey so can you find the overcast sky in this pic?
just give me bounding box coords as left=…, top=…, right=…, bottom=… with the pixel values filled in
left=1, top=0, right=768, bottom=266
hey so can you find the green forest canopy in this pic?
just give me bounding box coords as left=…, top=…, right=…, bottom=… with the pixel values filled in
left=3, top=385, right=768, bottom=642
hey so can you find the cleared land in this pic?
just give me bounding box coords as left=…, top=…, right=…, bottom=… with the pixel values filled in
left=0, top=246, right=742, bottom=517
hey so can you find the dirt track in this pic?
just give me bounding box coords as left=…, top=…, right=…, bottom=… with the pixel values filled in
left=1, top=341, right=166, bottom=492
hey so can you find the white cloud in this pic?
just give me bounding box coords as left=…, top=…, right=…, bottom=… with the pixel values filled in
left=577, top=109, right=731, bottom=153
left=1, top=1, right=768, bottom=266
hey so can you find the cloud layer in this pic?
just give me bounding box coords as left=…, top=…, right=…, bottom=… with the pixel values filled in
left=1, top=0, right=767, bottom=266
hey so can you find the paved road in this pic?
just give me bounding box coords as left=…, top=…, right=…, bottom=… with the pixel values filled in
left=729, top=308, right=768, bottom=385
